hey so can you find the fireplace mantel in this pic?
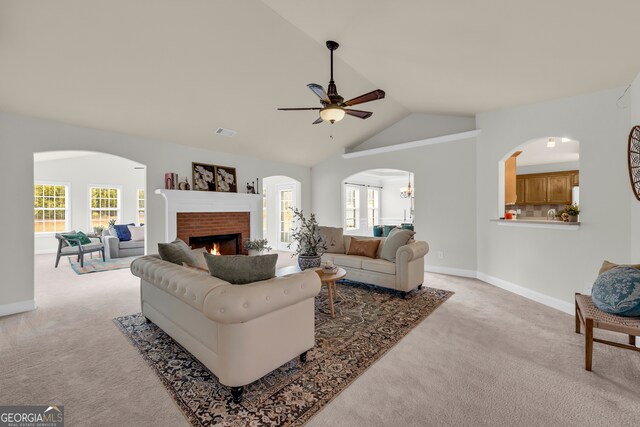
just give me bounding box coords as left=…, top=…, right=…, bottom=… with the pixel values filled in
left=155, top=189, right=262, bottom=242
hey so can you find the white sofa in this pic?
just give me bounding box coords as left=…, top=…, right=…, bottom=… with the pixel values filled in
left=102, top=228, right=144, bottom=259
left=130, top=255, right=321, bottom=403
left=321, top=235, right=429, bottom=294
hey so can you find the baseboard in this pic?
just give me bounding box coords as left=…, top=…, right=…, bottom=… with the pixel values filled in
left=34, top=249, right=57, bottom=255
left=476, top=272, right=573, bottom=315
left=424, top=265, right=478, bottom=279
left=0, top=300, right=36, bottom=317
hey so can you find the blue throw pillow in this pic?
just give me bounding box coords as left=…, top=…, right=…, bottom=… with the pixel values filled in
left=591, top=266, right=640, bottom=317
left=113, top=224, right=135, bottom=241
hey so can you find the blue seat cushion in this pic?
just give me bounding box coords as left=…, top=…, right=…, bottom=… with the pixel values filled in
left=372, top=225, right=383, bottom=237
left=591, top=266, right=640, bottom=317
left=113, top=224, right=134, bottom=241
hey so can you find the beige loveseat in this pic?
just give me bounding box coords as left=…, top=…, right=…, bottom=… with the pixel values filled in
left=130, top=255, right=321, bottom=403
left=321, top=235, right=429, bottom=294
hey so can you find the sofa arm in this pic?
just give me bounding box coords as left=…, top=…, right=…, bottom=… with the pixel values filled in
left=103, top=235, right=120, bottom=259
left=203, top=270, right=321, bottom=324
left=397, top=240, right=429, bottom=263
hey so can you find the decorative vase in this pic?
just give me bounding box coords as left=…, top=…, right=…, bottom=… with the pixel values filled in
left=568, top=214, right=578, bottom=223
left=248, top=249, right=264, bottom=256
left=298, top=255, right=321, bottom=270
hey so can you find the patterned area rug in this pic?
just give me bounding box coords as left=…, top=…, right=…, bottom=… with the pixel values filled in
left=114, top=280, right=453, bottom=426
left=68, top=255, right=139, bottom=274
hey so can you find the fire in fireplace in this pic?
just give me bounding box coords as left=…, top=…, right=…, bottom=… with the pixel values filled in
left=189, top=233, right=241, bottom=256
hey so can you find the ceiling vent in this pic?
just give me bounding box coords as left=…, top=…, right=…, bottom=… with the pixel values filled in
left=215, top=127, right=237, bottom=138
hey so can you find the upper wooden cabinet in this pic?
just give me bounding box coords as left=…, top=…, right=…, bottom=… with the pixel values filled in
left=504, top=152, right=521, bottom=205
left=516, top=170, right=578, bottom=205
left=524, top=176, right=548, bottom=204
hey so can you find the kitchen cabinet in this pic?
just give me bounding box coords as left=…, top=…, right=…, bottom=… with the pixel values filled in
left=516, top=177, right=525, bottom=204
left=524, top=177, right=548, bottom=204
left=504, top=151, right=521, bottom=205
left=516, top=170, right=578, bottom=205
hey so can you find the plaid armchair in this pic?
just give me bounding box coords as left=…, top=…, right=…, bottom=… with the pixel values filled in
left=54, top=232, right=105, bottom=268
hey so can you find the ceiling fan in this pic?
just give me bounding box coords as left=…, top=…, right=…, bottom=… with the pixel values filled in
left=278, top=40, right=385, bottom=124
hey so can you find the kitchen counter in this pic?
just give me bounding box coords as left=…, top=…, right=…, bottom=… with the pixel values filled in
left=491, top=218, right=580, bottom=229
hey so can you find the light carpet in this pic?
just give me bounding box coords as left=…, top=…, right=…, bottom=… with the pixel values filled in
left=114, top=281, right=452, bottom=426
left=0, top=254, right=639, bottom=426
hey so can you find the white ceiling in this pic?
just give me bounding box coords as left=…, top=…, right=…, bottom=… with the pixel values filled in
left=516, top=138, right=580, bottom=166
left=2, top=1, right=640, bottom=167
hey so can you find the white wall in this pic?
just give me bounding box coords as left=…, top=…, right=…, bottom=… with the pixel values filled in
left=312, top=140, right=477, bottom=274
left=0, top=111, right=311, bottom=315
left=354, top=112, right=476, bottom=151
left=476, top=88, right=631, bottom=309
left=516, top=160, right=580, bottom=175
left=33, top=153, right=145, bottom=253
left=380, top=176, right=413, bottom=224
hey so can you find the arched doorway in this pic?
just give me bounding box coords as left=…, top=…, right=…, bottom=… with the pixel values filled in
left=262, top=175, right=302, bottom=251
left=33, top=150, right=147, bottom=262
left=342, top=169, right=414, bottom=236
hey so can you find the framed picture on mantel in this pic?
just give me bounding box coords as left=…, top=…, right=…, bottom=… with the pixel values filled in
left=192, top=162, right=216, bottom=191
left=214, top=165, right=237, bottom=193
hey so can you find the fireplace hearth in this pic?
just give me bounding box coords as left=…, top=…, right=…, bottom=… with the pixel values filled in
left=189, top=233, right=241, bottom=256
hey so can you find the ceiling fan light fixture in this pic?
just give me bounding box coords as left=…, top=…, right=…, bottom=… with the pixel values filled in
left=320, top=106, right=345, bottom=123
left=547, top=137, right=556, bottom=148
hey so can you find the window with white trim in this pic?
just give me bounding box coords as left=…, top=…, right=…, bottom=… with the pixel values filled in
left=34, top=183, right=69, bottom=233
left=367, top=188, right=380, bottom=229
left=89, top=186, right=120, bottom=228
left=344, top=185, right=360, bottom=231
left=137, top=189, right=145, bottom=225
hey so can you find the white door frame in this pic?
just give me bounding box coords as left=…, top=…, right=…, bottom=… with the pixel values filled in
left=276, top=183, right=298, bottom=251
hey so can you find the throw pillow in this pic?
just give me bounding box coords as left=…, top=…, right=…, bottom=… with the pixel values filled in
left=591, top=266, right=640, bottom=317
left=113, top=224, right=135, bottom=241
left=598, top=260, right=640, bottom=276
left=186, top=247, right=209, bottom=271
left=347, top=238, right=380, bottom=259
left=318, top=226, right=345, bottom=254
left=128, top=225, right=145, bottom=241
left=204, top=253, right=278, bottom=285
left=62, top=231, right=92, bottom=246
left=380, top=228, right=416, bottom=262
left=158, top=238, right=198, bottom=266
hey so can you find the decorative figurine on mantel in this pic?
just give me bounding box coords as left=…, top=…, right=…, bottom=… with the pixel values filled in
left=246, top=181, right=256, bottom=194
left=178, top=177, right=190, bottom=191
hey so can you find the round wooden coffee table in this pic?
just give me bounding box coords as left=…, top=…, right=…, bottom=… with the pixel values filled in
left=316, top=267, right=346, bottom=318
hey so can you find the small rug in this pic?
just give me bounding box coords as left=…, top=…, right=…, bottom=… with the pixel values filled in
left=114, top=280, right=453, bottom=426
left=68, top=255, right=139, bottom=274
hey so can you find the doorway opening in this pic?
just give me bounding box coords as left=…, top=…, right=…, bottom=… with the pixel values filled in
left=262, top=176, right=301, bottom=252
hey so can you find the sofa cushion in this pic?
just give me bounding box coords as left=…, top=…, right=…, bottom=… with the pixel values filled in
left=318, top=226, right=345, bottom=254
left=113, top=224, right=135, bottom=241
left=204, top=253, right=278, bottom=285
left=380, top=228, right=415, bottom=262
left=119, top=239, right=145, bottom=250
left=128, top=225, right=145, bottom=241
left=591, top=266, right=640, bottom=317
left=347, top=237, right=380, bottom=259
left=362, top=258, right=396, bottom=275
left=598, top=260, right=640, bottom=276
left=330, top=254, right=370, bottom=269
left=158, top=238, right=198, bottom=266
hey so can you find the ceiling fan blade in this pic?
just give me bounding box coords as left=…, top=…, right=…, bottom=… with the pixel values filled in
left=343, top=89, right=385, bottom=107
left=344, top=109, right=373, bottom=119
left=307, top=84, right=330, bottom=103
left=312, top=117, right=323, bottom=125
left=277, top=107, right=322, bottom=111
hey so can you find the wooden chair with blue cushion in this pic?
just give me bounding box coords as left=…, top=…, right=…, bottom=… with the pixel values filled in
left=54, top=232, right=105, bottom=268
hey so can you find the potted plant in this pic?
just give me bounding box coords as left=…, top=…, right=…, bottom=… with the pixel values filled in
left=288, top=208, right=327, bottom=270
left=244, top=238, right=272, bottom=256
left=93, top=225, right=105, bottom=236
left=562, top=204, right=580, bottom=222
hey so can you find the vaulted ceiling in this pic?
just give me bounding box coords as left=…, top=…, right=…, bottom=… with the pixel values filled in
left=1, top=1, right=639, bottom=166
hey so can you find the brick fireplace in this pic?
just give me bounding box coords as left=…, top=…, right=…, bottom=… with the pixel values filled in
left=177, top=212, right=250, bottom=255
left=155, top=189, right=263, bottom=248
